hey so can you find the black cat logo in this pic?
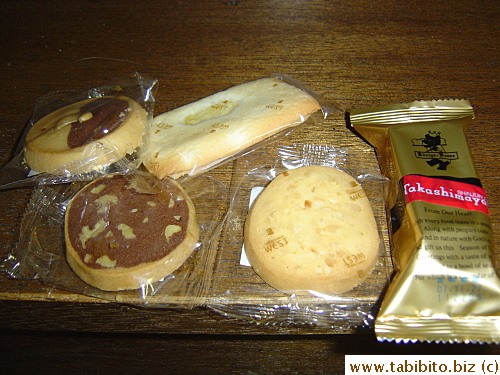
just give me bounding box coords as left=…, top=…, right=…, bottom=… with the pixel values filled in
left=411, top=131, right=458, bottom=170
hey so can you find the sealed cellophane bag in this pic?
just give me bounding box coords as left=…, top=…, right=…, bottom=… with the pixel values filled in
left=141, top=73, right=329, bottom=180
left=3, top=169, right=228, bottom=308
left=349, top=100, right=500, bottom=343
left=207, top=136, right=390, bottom=331
left=0, top=72, right=157, bottom=190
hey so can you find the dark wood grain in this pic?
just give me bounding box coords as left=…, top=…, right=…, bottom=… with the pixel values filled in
left=0, top=0, right=498, bottom=367
left=2, top=331, right=498, bottom=375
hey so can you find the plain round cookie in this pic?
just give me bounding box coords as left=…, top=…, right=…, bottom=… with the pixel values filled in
left=25, top=96, right=147, bottom=175
left=143, top=77, right=320, bottom=179
left=64, top=174, right=199, bottom=291
left=244, top=165, right=380, bottom=295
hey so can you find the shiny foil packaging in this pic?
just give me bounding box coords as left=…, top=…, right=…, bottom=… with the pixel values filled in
left=349, top=100, right=500, bottom=343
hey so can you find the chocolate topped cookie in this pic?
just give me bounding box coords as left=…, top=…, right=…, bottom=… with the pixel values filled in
left=24, top=96, right=147, bottom=175
left=64, top=174, right=199, bottom=291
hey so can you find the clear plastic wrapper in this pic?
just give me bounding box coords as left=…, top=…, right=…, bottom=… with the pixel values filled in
left=0, top=72, right=157, bottom=190
left=207, top=140, right=390, bottom=330
left=143, top=73, right=332, bottom=181
left=3, top=169, right=228, bottom=308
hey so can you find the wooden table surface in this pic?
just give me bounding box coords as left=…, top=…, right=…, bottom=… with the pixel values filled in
left=1, top=0, right=498, bottom=373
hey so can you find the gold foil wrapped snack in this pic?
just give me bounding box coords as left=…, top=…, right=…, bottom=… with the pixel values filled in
left=349, top=100, right=499, bottom=344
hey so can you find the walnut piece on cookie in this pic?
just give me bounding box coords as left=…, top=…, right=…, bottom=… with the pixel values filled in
left=244, top=165, right=380, bottom=296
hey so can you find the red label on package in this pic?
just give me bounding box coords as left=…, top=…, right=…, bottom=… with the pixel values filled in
left=402, top=175, right=489, bottom=215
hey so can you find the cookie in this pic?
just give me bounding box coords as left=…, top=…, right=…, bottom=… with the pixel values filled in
left=143, top=77, right=320, bottom=179
left=25, top=96, right=147, bottom=174
left=244, top=165, right=380, bottom=295
left=64, top=173, right=199, bottom=291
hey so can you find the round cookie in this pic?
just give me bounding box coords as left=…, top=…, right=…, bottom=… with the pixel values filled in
left=64, top=174, right=199, bottom=291
left=25, top=96, right=147, bottom=174
left=244, top=165, right=380, bottom=295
